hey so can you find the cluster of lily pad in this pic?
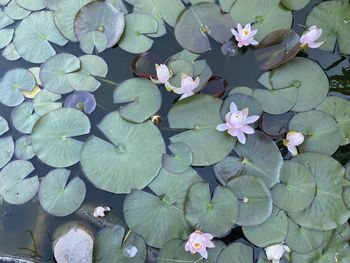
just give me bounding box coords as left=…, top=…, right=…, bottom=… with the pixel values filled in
left=0, top=0, right=349, bottom=262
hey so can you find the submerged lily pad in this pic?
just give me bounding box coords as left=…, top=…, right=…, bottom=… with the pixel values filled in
left=13, top=11, right=68, bottom=63
left=33, top=89, right=62, bottom=116
left=11, top=101, right=39, bottom=134
left=64, top=91, right=96, bottom=114
left=38, top=169, right=86, bottom=216
left=81, top=111, right=165, bottom=194
left=217, top=242, right=254, bottom=263
left=31, top=108, right=91, bottom=168
left=0, top=160, right=39, bottom=205
left=175, top=3, right=234, bottom=53
left=0, top=137, right=14, bottom=169
left=162, top=142, right=193, bottom=174
left=14, top=136, right=35, bottom=160
left=15, top=0, right=46, bottom=11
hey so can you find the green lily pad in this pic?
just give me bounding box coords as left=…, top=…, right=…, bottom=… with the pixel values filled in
left=289, top=153, right=350, bottom=231
left=2, top=43, right=20, bottom=61
left=0, top=28, right=14, bottom=49
left=0, top=160, right=39, bottom=205
left=229, top=0, right=292, bottom=41
left=226, top=175, right=273, bottom=226
left=0, top=8, right=14, bottom=29
left=118, top=13, right=158, bottom=54
left=0, top=137, right=14, bottom=169
left=214, top=156, right=243, bottom=185
left=175, top=3, right=234, bottom=53
left=15, top=0, right=46, bottom=11
left=219, top=0, right=234, bottom=12
left=4, top=0, right=30, bottom=20
left=168, top=94, right=235, bottom=166
left=229, top=86, right=254, bottom=96
left=167, top=60, right=194, bottom=88
left=81, top=111, right=165, bottom=194
left=67, top=55, right=108, bottom=92
left=11, top=101, right=39, bottom=134
left=14, top=136, right=35, bottom=160
left=257, top=72, right=273, bottom=90
left=289, top=110, right=342, bottom=156
left=158, top=239, right=203, bottom=263
left=95, top=225, right=147, bottom=263
left=33, top=89, right=62, bottom=116
left=38, top=169, right=86, bottom=216
left=0, top=116, right=9, bottom=136
left=40, top=53, right=80, bottom=94
left=79, top=30, right=108, bottom=54
left=113, top=78, right=161, bottom=123
left=316, top=96, right=350, bottom=145
left=13, top=11, right=68, bottom=63
left=124, top=189, right=190, bottom=248
left=31, top=108, right=91, bottom=168
left=53, top=0, right=93, bottom=42
left=217, top=242, right=254, bottom=263
left=108, top=0, right=128, bottom=14
left=74, top=1, right=125, bottom=48
left=271, top=161, right=316, bottom=212
left=185, top=183, right=239, bottom=237
left=282, top=0, right=310, bottom=10
left=162, top=143, right=193, bottom=174
left=306, top=1, right=350, bottom=54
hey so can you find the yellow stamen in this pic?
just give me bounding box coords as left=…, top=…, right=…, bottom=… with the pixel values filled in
left=243, top=29, right=250, bottom=36
left=194, top=242, right=201, bottom=249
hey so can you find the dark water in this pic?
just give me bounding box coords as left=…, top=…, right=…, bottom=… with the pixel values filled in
left=0, top=0, right=349, bottom=262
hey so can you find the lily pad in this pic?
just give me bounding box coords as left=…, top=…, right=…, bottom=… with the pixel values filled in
left=0, top=28, right=14, bottom=49
left=162, top=142, right=193, bottom=174
left=158, top=239, right=203, bottom=263
left=40, top=53, right=80, bottom=94
left=217, top=242, right=254, bottom=263
left=0, top=160, right=39, bottom=205
left=0, top=8, right=14, bottom=29
left=226, top=175, right=273, bottom=226
left=175, top=3, right=234, bottom=53
left=31, top=108, right=91, bottom=168
left=0, top=137, right=14, bottom=169
left=168, top=94, right=235, bottom=166
left=38, top=169, right=86, bottom=216
left=74, top=1, right=125, bottom=48
left=79, top=30, right=108, bottom=54
left=167, top=60, right=194, bottom=88
left=289, top=110, right=342, bottom=156
left=11, top=101, right=40, bottom=134
left=14, top=136, right=35, bottom=160
left=113, top=78, right=162, bottom=123
left=214, top=156, right=243, bottom=185
left=282, top=0, right=310, bottom=10
left=306, top=1, right=350, bottom=54
left=33, top=89, right=62, bottom=116
left=13, top=11, right=68, bottom=63
left=2, top=43, right=20, bottom=61
left=4, top=1, right=30, bottom=20
left=0, top=116, right=9, bottom=136
left=15, top=0, right=46, bottom=11
left=80, top=111, right=165, bottom=194
left=260, top=112, right=294, bottom=139
left=185, top=183, right=238, bottom=237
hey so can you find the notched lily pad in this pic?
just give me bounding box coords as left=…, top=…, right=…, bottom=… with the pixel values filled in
left=0, top=137, right=14, bottom=169
left=162, top=142, right=193, bottom=174
left=33, top=89, right=62, bottom=116
left=14, top=136, right=35, bottom=160
left=11, top=101, right=40, bottom=134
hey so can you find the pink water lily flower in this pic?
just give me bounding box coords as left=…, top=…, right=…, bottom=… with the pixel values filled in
left=216, top=102, right=260, bottom=144
left=300, top=25, right=325, bottom=49
left=185, top=230, right=215, bottom=259
left=283, top=131, right=304, bottom=156
left=231, top=23, right=259, bottom=48
left=173, top=74, right=200, bottom=100
left=265, top=243, right=290, bottom=263
left=93, top=206, right=111, bottom=218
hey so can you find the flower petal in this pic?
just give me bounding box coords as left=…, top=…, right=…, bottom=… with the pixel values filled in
left=242, top=125, right=254, bottom=134
left=216, top=123, right=229, bottom=132
left=245, top=115, right=260, bottom=124
left=229, top=102, right=238, bottom=113
left=237, top=132, right=246, bottom=144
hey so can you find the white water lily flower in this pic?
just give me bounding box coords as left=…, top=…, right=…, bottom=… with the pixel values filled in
left=300, top=25, right=325, bottom=49
left=173, top=73, right=200, bottom=100
left=185, top=230, right=215, bottom=259
left=216, top=102, right=260, bottom=144
left=155, top=64, right=171, bottom=84
left=283, top=131, right=304, bottom=156
left=231, top=23, right=259, bottom=48
left=265, top=243, right=290, bottom=263
left=93, top=206, right=111, bottom=218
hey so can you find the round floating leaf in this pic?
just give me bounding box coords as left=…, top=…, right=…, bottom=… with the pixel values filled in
left=271, top=161, right=316, bottom=212
left=118, top=13, right=158, bottom=54
left=0, top=160, right=38, bottom=205
left=11, top=101, right=40, bottom=134
left=0, top=28, right=14, bottom=49
left=2, top=43, right=20, bottom=61
left=306, top=1, right=350, bottom=54
left=68, top=55, right=108, bottom=92
left=53, top=0, right=93, bottom=42
left=31, top=108, right=91, bottom=168
left=79, top=30, right=108, bottom=54
left=131, top=52, right=162, bottom=79
left=162, top=143, right=193, bottom=174
left=285, top=218, right=324, bottom=254
left=0, top=137, right=14, bottom=169
left=0, top=116, right=9, bottom=136
left=269, top=57, right=329, bottom=112
left=0, top=8, right=14, bottom=29
left=40, top=53, right=80, bottom=94
left=217, top=242, right=253, bottom=263
left=229, top=0, right=292, bottom=41
left=226, top=175, right=273, bottom=226
left=113, top=78, right=161, bottom=123
left=229, top=86, right=254, bottom=96
left=167, top=60, right=194, bottom=88
left=15, top=0, right=46, bottom=11
left=38, top=169, right=86, bottom=216
left=64, top=91, right=96, bottom=114
left=158, top=239, right=203, bottom=263
left=4, top=1, right=31, bottom=20
left=0, top=68, right=35, bottom=107
left=14, top=136, right=35, bottom=160
left=289, top=110, right=342, bottom=155
left=175, top=3, right=234, bottom=53
left=282, top=0, right=310, bottom=10
left=316, top=96, right=350, bottom=145
left=13, top=11, right=68, bottom=63
left=168, top=94, right=235, bottom=166
left=33, top=89, right=62, bottom=116
left=74, top=1, right=125, bottom=48
left=242, top=207, right=288, bottom=247
left=214, top=156, right=243, bottom=185
left=124, top=190, right=190, bottom=248
left=95, top=225, right=147, bottom=263
left=260, top=112, right=294, bottom=139
left=185, top=183, right=238, bottom=237
left=289, top=153, right=350, bottom=231
left=81, top=111, right=165, bottom=194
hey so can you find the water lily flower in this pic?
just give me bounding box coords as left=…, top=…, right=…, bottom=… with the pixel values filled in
left=265, top=243, right=290, bottom=263
left=185, top=230, right=215, bottom=259
left=173, top=74, right=200, bottom=100
left=231, top=23, right=259, bottom=48
left=216, top=102, right=260, bottom=144
left=64, top=91, right=96, bottom=114
left=300, top=25, right=325, bottom=49
left=93, top=206, right=111, bottom=218
left=283, top=131, right=304, bottom=156
left=151, top=64, right=174, bottom=92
